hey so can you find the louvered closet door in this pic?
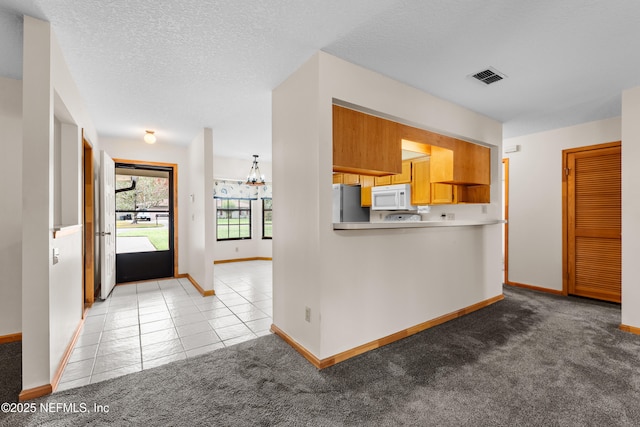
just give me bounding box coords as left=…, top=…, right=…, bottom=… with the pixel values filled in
left=567, top=145, right=621, bottom=302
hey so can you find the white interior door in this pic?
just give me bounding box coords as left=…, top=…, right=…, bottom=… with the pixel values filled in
left=100, top=150, right=116, bottom=299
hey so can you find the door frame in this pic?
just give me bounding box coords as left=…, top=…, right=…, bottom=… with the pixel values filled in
left=561, top=140, right=621, bottom=297
left=113, top=158, right=180, bottom=278
left=82, top=131, right=95, bottom=309
left=502, top=158, right=509, bottom=285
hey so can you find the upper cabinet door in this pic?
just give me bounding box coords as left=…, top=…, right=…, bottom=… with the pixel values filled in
left=430, top=141, right=490, bottom=185
left=391, top=160, right=412, bottom=184
left=333, top=105, right=402, bottom=176
left=410, top=157, right=431, bottom=205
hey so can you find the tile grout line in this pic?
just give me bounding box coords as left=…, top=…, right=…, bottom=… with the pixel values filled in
left=61, top=262, right=272, bottom=390
left=215, top=281, right=269, bottom=341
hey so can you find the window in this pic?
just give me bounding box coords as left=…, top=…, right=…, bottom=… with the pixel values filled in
left=216, top=199, right=251, bottom=240
left=262, top=198, right=272, bottom=239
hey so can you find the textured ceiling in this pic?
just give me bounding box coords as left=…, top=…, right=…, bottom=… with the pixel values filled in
left=1, top=0, right=639, bottom=160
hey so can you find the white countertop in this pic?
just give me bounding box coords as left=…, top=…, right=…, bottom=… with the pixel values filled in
left=333, top=219, right=505, bottom=230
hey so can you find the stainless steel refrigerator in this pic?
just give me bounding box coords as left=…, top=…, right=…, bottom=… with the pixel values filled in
left=332, top=184, right=370, bottom=223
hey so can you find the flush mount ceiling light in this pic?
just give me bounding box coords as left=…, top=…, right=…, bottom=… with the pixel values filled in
left=469, top=67, right=507, bottom=85
left=144, top=130, right=156, bottom=144
left=246, top=154, right=265, bottom=186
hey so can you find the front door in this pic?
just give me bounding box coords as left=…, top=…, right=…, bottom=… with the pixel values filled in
left=100, top=151, right=116, bottom=299
left=565, top=142, right=621, bottom=302
left=115, top=162, right=175, bottom=283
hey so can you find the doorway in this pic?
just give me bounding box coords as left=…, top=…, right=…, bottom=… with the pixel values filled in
left=502, top=158, right=509, bottom=284
left=563, top=142, right=621, bottom=302
left=114, top=160, right=177, bottom=283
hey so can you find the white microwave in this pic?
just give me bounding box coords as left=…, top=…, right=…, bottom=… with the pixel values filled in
left=371, top=184, right=416, bottom=211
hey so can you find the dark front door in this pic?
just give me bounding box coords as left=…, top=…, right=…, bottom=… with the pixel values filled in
left=115, top=163, right=174, bottom=283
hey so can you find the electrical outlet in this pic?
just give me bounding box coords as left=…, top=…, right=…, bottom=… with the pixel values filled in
left=235, top=247, right=239, bottom=252
left=481, top=205, right=488, bottom=214
left=305, top=307, right=311, bottom=322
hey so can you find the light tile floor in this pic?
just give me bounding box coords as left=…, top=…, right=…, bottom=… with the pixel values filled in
left=57, top=260, right=273, bottom=392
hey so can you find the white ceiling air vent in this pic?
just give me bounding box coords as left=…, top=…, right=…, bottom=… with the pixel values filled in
left=470, top=67, right=507, bottom=85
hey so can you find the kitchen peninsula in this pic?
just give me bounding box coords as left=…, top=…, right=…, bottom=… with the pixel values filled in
left=334, top=219, right=503, bottom=230
left=272, top=52, right=503, bottom=370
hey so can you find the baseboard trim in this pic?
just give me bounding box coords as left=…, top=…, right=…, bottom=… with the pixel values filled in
left=271, top=294, right=504, bottom=369
left=0, top=332, right=22, bottom=344
left=506, top=281, right=563, bottom=295
left=51, top=315, right=86, bottom=393
left=19, top=384, right=53, bottom=402
left=214, top=257, right=272, bottom=264
left=620, top=324, right=640, bottom=335
left=183, top=274, right=215, bottom=297
left=270, top=325, right=323, bottom=368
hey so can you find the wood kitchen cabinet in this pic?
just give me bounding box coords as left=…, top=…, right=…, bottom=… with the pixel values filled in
left=456, top=184, right=490, bottom=204
left=391, top=160, right=412, bottom=184
left=332, top=173, right=360, bottom=185
left=374, top=176, right=392, bottom=186
left=402, top=123, right=490, bottom=186
left=430, top=142, right=490, bottom=185
left=360, top=175, right=375, bottom=207
left=410, top=157, right=430, bottom=205
left=431, top=183, right=456, bottom=204
left=333, top=103, right=490, bottom=205
left=333, top=105, right=402, bottom=176
left=372, top=160, right=410, bottom=186
left=410, top=156, right=455, bottom=205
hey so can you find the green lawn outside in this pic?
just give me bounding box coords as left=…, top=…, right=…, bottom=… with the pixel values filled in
left=216, top=218, right=273, bottom=239
left=217, top=225, right=251, bottom=240
left=118, top=228, right=169, bottom=250
left=116, top=221, right=163, bottom=229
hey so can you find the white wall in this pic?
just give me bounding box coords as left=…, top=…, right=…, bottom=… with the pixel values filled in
left=503, top=118, right=621, bottom=291
left=273, top=52, right=503, bottom=360
left=273, top=54, right=323, bottom=355
left=187, top=129, right=215, bottom=291
left=213, top=156, right=273, bottom=261
left=22, top=15, right=55, bottom=390
left=621, top=87, right=640, bottom=329
left=99, top=137, right=190, bottom=275
left=0, top=76, right=22, bottom=336
left=22, top=16, right=98, bottom=390
left=48, top=231, right=83, bottom=376
left=50, top=18, right=99, bottom=386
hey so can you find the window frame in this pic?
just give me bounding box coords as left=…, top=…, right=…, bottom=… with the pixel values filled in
left=215, top=198, right=252, bottom=241
left=262, top=198, right=272, bottom=239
